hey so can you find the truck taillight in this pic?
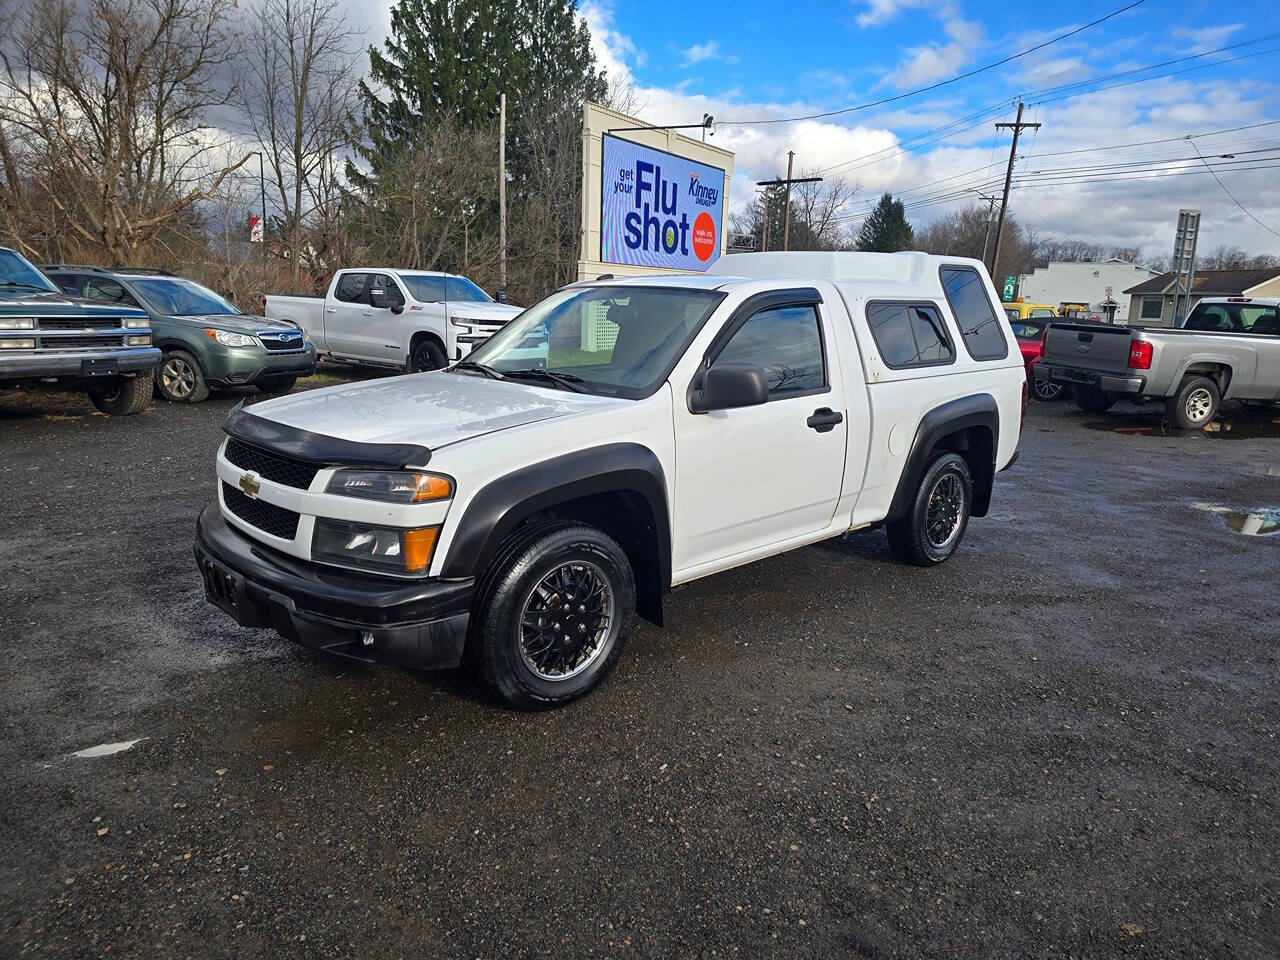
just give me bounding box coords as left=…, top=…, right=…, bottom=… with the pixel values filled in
left=1128, top=341, right=1153, bottom=370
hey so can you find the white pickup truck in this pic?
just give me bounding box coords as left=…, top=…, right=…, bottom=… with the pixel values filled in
left=196, top=252, right=1025, bottom=708
left=264, top=268, right=522, bottom=372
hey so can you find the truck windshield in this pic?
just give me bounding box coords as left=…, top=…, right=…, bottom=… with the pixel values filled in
left=130, top=277, right=239, bottom=316
left=461, top=285, right=724, bottom=398
left=0, top=250, right=57, bottom=292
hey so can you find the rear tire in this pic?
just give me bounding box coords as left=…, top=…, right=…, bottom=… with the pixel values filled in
left=155, top=349, right=209, bottom=403
left=409, top=338, right=448, bottom=373
left=886, top=452, right=973, bottom=567
left=1071, top=387, right=1116, bottom=414
left=1166, top=375, right=1220, bottom=429
left=88, top=375, right=152, bottom=416
left=472, top=521, right=635, bottom=709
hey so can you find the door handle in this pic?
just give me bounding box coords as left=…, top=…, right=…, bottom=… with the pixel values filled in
left=806, top=407, right=843, bottom=432
left=362, top=310, right=373, bottom=316
left=325, top=307, right=337, bottom=313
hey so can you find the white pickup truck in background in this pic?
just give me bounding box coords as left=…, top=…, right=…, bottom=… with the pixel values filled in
left=264, top=269, right=522, bottom=372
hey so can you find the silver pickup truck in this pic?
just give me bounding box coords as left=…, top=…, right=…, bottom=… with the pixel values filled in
left=1034, top=297, right=1280, bottom=428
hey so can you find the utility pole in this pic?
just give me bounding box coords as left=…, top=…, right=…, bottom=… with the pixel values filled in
left=975, top=192, right=999, bottom=266
left=782, top=151, right=795, bottom=250
left=990, top=102, right=1040, bottom=278
left=254, top=151, right=267, bottom=294
left=760, top=189, right=770, bottom=252
left=498, top=93, right=507, bottom=298
left=756, top=163, right=822, bottom=253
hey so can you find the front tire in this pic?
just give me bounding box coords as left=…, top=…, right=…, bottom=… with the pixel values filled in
left=409, top=338, right=448, bottom=373
left=472, top=522, right=635, bottom=709
left=886, top=452, right=973, bottom=566
left=88, top=375, right=152, bottom=416
left=1166, top=375, right=1220, bottom=429
left=1071, top=387, right=1116, bottom=414
left=155, top=349, right=209, bottom=403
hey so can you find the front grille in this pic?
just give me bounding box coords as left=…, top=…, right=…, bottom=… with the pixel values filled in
left=224, top=438, right=321, bottom=490
left=222, top=481, right=299, bottom=540
left=258, top=331, right=307, bottom=353
left=38, top=334, right=127, bottom=349
left=37, top=317, right=127, bottom=331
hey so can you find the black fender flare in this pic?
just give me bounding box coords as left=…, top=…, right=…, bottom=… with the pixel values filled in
left=439, top=442, right=672, bottom=606
left=885, top=394, right=999, bottom=523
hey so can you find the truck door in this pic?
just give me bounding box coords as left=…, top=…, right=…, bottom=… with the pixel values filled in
left=672, top=295, right=847, bottom=575
left=324, top=271, right=372, bottom=360
left=324, top=272, right=406, bottom=364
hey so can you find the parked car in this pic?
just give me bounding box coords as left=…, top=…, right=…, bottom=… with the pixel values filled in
left=1007, top=316, right=1062, bottom=401
left=1002, top=301, right=1058, bottom=322
left=194, top=252, right=1025, bottom=708
left=0, top=248, right=159, bottom=415
left=1034, top=296, right=1280, bottom=428
left=45, top=266, right=316, bottom=403
left=264, top=269, right=522, bottom=373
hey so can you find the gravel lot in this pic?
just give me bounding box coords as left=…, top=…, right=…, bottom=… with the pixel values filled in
left=1, top=377, right=1277, bottom=959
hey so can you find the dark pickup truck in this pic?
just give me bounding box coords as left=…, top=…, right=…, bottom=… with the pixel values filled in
left=0, top=247, right=161, bottom=415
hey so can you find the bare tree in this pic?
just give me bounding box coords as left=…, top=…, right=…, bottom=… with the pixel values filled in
left=0, top=0, right=249, bottom=264
left=240, top=0, right=360, bottom=287
left=344, top=118, right=499, bottom=273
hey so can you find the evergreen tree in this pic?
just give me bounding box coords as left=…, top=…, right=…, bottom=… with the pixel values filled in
left=857, top=192, right=914, bottom=253
left=351, top=0, right=606, bottom=188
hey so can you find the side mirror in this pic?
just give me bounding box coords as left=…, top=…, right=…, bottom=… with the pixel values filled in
left=494, top=289, right=507, bottom=303
left=691, top=363, right=770, bottom=413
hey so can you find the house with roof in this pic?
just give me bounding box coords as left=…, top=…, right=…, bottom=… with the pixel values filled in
left=1017, top=259, right=1161, bottom=322
left=1123, top=268, right=1280, bottom=326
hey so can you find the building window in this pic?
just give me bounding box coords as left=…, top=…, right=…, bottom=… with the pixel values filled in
left=1139, top=296, right=1163, bottom=320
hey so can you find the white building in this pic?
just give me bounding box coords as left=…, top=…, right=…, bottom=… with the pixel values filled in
left=1018, top=259, right=1162, bottom=323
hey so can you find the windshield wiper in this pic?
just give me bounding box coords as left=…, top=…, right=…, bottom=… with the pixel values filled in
left=451, top=359, right=506, bottom=380
left=0, top=281, right=52, bottom=292
left=502, top=367, right=589, bottom=393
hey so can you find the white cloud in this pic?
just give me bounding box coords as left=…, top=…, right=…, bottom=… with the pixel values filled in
left=682, top=41, right=721, bottom=66
left=1172, top=24, right=1243, bottom=54
left=855, top=0, right=937, bottom=28
left=883, top=17, right=983, bottom=89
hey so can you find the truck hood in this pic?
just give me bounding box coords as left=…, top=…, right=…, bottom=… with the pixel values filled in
left=245, top=371, right=625, bottom=452
left=441, top=302, right=523, bottom=323
left=0, top=288, right=147, bottom=318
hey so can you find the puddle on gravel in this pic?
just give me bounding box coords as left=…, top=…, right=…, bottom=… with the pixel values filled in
left=1084, top=415, right=1280, bottom=440
left=1192, top=502, right=1280, bottom=537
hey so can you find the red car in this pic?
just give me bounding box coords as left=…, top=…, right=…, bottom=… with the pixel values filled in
left=1008, top=318, right=1063, bottom=401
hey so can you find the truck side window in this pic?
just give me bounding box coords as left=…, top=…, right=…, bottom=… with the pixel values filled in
left=867, top=302, right=954, bottom=368
left=714, top=305, right=825, bottom=397
left=334, top=272, right=369, bottom=303
left=82, top=277, right=141, bottom=308
left=369, top=274, right=404, bottom=308
left=939, top=265, right=1008, bottom=361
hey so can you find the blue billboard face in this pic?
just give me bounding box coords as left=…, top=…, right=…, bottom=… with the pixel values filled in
left=600, top=134, right=725, bottom=272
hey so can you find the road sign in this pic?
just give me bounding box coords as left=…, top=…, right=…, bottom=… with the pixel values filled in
left=249, top=215, right=263, bottom=243
left=1002, top=275, right=1016, bottom=301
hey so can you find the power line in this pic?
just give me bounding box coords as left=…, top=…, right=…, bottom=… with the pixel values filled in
left=812, top=38, right=1280, bottom=181
left=716, top=0, right=1147, bottom=126
left=1185, top=139, right=1280, bottom=240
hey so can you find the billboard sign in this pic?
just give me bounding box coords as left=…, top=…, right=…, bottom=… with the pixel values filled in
left=600, top=133, right=725, bottom=272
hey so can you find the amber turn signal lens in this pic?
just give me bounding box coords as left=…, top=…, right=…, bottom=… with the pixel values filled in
left=402, top=526, right=439, bottom=574
left=411, top=475, right=453, bottom=502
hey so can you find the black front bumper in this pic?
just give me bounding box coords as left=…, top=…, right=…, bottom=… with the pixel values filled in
left=194, top=503, right=473, bottom=671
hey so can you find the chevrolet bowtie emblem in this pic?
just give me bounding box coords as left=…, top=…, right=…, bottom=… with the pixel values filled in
left=238, top=472, right=261, bottom=498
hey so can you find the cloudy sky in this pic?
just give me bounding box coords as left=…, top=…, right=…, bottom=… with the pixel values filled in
left=348, top=0, right=1280, bottom=260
